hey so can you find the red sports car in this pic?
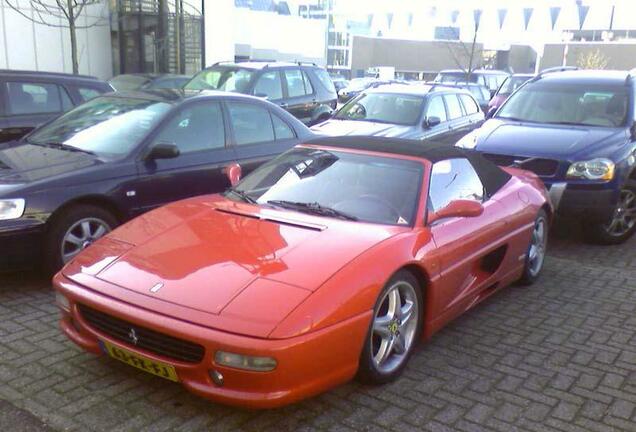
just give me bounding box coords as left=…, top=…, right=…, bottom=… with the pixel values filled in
left=54, top=136, right=551, bottom=408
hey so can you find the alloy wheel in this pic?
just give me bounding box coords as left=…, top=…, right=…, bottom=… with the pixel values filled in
left=528, top=217, right=547, bottom=277
left=61, top=218, right=111, bottom=263
left=603, top=189, right=636, bottom=238
left=371, top=281, right=419, bottom=374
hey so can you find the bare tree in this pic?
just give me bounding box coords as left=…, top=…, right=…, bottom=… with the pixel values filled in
left=4, top=0, right=107, bottom=74
left=576, top=49, right=609, bottom=70
left=444, top=10, right=482, bottom=80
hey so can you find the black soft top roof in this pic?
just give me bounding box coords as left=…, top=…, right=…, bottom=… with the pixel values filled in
left=304, top=136, right=511, bottom=198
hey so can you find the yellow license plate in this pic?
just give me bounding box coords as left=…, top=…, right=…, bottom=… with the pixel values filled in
left=101, top=340, right=179, bottom=382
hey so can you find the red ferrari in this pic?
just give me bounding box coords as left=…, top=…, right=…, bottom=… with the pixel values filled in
left=54, top=136, right=551, bottom=408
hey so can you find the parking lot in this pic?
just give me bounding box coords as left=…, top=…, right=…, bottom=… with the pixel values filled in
left=0, top=223, right=634, bottom=432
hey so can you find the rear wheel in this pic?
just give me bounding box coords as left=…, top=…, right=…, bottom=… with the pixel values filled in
left=357, top=270, right=423, bottom=384
left=519, top=209, right=549, bottom=285
left=586, top=181, right=636, bottom=245
left=44, top=205, right=118, bottom=273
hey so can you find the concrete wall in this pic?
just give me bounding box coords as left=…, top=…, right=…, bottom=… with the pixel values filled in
left=351, top=35, right=483, bottom=77
left=540, top=42, right=636, bottom=70
left=0, top=0, right=112, bottom=79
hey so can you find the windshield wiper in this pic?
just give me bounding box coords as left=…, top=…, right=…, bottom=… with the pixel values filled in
left=267, top=200, right=358, bottom=221
left=226, top=188, right=257, bottom=204
left=31, top=142, right=97, bottom=156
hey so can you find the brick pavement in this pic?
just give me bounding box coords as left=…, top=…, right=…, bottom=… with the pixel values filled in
left=1, top=225, right=636, bottom=431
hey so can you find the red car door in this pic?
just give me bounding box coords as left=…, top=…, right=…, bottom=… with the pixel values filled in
left=426, top=158, right=509, bottom=325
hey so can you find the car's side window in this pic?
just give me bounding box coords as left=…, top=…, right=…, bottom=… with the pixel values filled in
left=284, top=69, right=306, bottom=98
left=428, top=158, right=485, bottom=213
left=77, top=87, right=102, bottom=102
left=271, top=113, right=295, bottom=140
left=426, top=96, right=447, bottom=122
left=459, top=94, right=479, bottom=115
left=6, top=81, right=72, bottom=115
left=228, top=102, right=275, bottom=145
left=443, top=94, right=463, bottom=119
left=151, top=102, right=225, bottom=154
left=253, top=71, right=283, bottom=101
left=302, top=70, right=314, bottom=95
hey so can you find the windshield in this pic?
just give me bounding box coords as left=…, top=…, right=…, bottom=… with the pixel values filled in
left=109, top=75, right=151, bottom=91
left=346, top=78, right=374, bottom=91
left=437, top=72, right=478, bottom=84
left=497, top=75, right=531, bottom=96
left=497, top=82, right=629, bottom=127
left=231, top=147, right=424, bottom=225
left=27, top=96, right=172, bottom=158
left=335, top=93, right=424, bottom=125
left=184, top=67, right=255, bottom=92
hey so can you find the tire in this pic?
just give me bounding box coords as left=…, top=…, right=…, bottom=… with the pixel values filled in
left=357, top=270, right=423, bottom=384
left=585, top=180, right=636, bottom=245
left=44, top=204, right=118, bottom=274
left=519, top=209, right=549, bottom=285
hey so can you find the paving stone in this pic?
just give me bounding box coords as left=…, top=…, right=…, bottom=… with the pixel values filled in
left=0, top=230, right=635, bottom=431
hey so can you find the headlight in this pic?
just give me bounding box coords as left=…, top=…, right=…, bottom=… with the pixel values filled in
left=566, top=158, right=615, bottom=180
left=0, top=199, right=25, bottom=220
left=215, top=351, right=277, bottom=372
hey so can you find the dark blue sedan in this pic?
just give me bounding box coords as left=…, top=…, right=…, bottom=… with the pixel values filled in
left=0, top=89, right=312, bottom=271
left=457, top=70, right=636, bottom=244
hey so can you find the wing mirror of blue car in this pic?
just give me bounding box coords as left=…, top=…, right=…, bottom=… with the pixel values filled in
left=427, top=199, right=484, bottom=224
left=146, top=142, right=180, bottom=160
left=224, top=163, right=242, bottom=187
left=630, top=122, right=636, bottom=140
left=423, top=116, right=441, bottom=129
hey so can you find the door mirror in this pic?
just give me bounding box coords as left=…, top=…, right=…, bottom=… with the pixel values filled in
left=485, top=107, right=497, bottom=119
left=146, top=143, right=180, bottom=160
left=427, top=199, right=484, bottom=224
left=630, top=122, right=636, bottom=140
left=424, top=116, right=441, bottom=128
left=224, top=163, right=242, bottom=187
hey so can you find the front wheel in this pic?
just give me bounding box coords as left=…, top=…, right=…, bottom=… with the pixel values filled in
left=44, top=205, right=118, bottom=274
left=357, top=270, right=423, bottom=384
left=586, top=181, right=636, bottom=245
left=519, top=209, right=549, bottom=285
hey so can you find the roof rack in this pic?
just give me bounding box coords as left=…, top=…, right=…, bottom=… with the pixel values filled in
left=536, top=66, right=579, bottom=78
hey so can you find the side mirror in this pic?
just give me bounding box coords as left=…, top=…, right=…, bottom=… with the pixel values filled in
left=427, top=199, right=484, bottom=224
left=630, top=122, right=636, bottom=140
left=485, top=107, right=497, bottom=119
left=224, top=163, right=242, bottom=187
left=146, top=143, right=180, bottom=160
left=423, top=116, right=441, bottom=128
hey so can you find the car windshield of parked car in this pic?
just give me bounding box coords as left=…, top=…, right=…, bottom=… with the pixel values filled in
left=231, top=147, right=423, bottom=225
left=437, top=72, right=477, bottom=84
left=497, top=82, right=629, bottom=127
left=497, top=76, right=531, bottom=96
left=27, top=96, right=172, bottom=158
left=345, top=78, right=374, bottom=91
left=109, top=75, right=151, bottom=91
left=184, top=67, right=255, bottom=92
left=335, top=93, right=424, bottom=125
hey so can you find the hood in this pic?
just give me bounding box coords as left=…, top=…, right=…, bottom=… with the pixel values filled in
left=0, top=141, right=100, bottom=184
left=64, top=196, right=402, bottom=337
left=472, top=119, right=623, bottom=159
left=312, top=119, right=416, bottom=138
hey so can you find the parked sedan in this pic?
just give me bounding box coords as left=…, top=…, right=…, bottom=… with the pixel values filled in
left=54, top=136, right=550, bottom=408
left=108, top=74, right=192, bottom=91
left=313, top=84, right=484, bottom=143
left=0, top=70, right=112, bottom=143
left=0, top=89, right=311, bottom=271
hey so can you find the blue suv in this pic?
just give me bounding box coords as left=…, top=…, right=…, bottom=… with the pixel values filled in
left=457, top=70, right=636, bottom=244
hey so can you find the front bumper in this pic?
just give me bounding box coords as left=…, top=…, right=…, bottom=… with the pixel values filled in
left=0, top=218, right=45, bottom=270
left=54, top=273, right=370, bottom=409
left=546, top=182, right=618, bottom=223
